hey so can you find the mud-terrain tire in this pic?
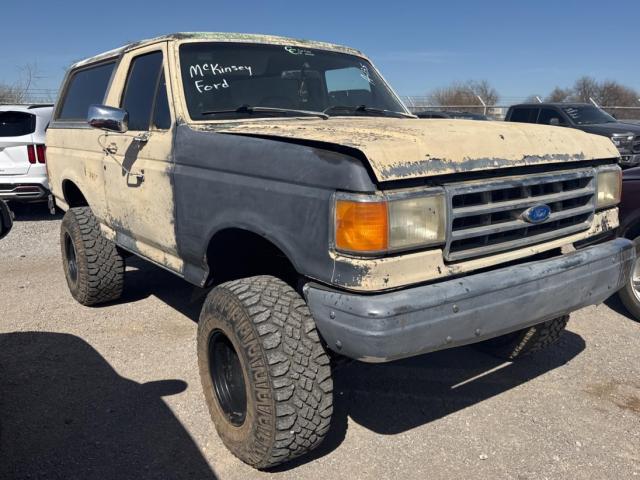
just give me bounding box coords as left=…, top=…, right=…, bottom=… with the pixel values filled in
left=197, top=275, right=333, bottom=469
left=60, top=207, right=124, bottom=306
left=616, top=236, right=640, bottom=321
left=476, top=315, right=569, bottom=360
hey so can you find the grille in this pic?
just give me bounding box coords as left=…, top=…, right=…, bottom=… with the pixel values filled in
left=443, top=169, right=596, bottom=261
left=633, top=137, right=640, bottom=154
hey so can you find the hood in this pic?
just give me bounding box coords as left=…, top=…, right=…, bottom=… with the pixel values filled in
left=623, top=166, right=640, bottom=181
left=576, top=122, right=640, bottom=137
left=204, top=117, right=619, bottom=182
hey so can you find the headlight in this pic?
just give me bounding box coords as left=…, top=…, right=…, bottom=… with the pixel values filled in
left=611, top=133, right=634, bottom=149
left=596, top=166, right=622, bottom=209
left=334, top=191, right=446, bottom=254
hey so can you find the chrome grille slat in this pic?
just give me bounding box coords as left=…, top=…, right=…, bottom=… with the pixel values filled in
left=447, top=223, right=591, bottom=261
left=444, top=169, right=596, bottom=262
left=453, top=187, right=595, bottom=218
left=451, top=204, right=595, bottom=241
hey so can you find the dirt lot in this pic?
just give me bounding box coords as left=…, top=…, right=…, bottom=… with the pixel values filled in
left=1, top=204, right=639, bottom=480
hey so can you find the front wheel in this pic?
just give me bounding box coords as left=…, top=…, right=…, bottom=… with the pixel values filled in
left=616, top=236, right=640, bottom=321
left=197, top=275, right=333, bottom=469
left=476, top=315, right=569, bottom=360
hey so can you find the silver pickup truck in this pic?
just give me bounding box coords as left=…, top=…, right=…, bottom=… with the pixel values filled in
left=46, top=32, right=633, bottom=469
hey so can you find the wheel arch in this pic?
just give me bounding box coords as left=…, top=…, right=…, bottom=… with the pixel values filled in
left=61, top=179, right=89, bottom=208
left=204, top=226, right=302, bottom=288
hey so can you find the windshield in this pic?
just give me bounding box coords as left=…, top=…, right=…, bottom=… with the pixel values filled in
left=179, top=42, right=407, bottom=120
left=561, top=106, right=616, bottom=125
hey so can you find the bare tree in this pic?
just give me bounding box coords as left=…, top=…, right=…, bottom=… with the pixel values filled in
left=572, top=76, right=600, bottom=103
left=545, top=87, right=572, bottom=103
left=428, top=80, right=499, bottom=113
left=597, top=80, right=638, bottom=106
left=0, top=63, right=40, bottom=104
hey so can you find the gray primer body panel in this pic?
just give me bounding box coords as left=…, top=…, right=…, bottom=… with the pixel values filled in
left=304, top=238, right=635, bottom=363
left=172, top=123, right=376, bottom=286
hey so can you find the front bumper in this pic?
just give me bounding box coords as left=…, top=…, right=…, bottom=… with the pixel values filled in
left=620, top=153, right=640, bottom=167
left=304, top=238, right=634, bottom=362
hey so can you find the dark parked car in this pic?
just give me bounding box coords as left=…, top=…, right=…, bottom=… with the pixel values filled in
left=0, top=200, right=13, bottom=239
left=416, top=110, right=488, bottom=120
left=616, top=166, right=640, bottom=318
left=505, top=103, right=640, bottom=167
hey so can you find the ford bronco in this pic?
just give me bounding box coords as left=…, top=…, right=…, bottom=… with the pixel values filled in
left=47, top=33, right=634, bottom=469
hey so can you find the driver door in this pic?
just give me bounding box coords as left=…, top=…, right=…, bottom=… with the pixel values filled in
left=102, top=43, right=182, bottom=272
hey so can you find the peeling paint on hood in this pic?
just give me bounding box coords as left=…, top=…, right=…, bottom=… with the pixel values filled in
left=203, top=117, right=620, bottom=182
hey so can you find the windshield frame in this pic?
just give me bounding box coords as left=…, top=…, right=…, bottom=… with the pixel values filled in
left=173, top=39, right=411, bottom=123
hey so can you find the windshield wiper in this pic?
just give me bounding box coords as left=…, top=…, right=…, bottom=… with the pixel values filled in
left=323, top=105, right=415, bottom=118
left=200, top=104, right=328, bottom=120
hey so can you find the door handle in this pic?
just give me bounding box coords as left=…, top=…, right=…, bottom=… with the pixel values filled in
left=105, top=143, right=118, bottom=154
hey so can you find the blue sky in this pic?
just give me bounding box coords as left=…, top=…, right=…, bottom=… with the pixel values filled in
left=2, top=0, right=639, bottom=101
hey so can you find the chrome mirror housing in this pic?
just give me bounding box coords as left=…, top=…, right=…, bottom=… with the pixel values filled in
left=88, top=104, right=129, bottom=133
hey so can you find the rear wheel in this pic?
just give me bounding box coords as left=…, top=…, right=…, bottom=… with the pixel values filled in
left=197, top=275, right=333, bottom=469
left=476, top=315, right=569, bottom=360
left=60, top=207, right=124, bottom=306
left=616, top=236, right=640, bottom=320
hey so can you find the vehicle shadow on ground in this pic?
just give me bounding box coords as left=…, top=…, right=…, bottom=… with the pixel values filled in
left=272, top=329, right=586, bottom=471
left=0, top=331, right=218, bottom=480
left=604, top=293, right=639, bottom=323
left=105, top=257, right=587, bottom=472
left=107, top=256, right=209, bottom=320
left=8, top=202, right=63, bottom=221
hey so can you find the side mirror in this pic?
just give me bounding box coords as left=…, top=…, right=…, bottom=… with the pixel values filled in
left=88, top=104, right=129, bottom=133
left=0, top=200, right=13, bottom=240
left=549, top=118, right=560, bottom=126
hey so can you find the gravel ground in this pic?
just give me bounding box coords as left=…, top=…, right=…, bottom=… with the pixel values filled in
left=1, top=204, right=639, bottom=480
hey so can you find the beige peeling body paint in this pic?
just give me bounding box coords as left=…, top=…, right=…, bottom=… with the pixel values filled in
left=214, top=117, right=620, bottom=182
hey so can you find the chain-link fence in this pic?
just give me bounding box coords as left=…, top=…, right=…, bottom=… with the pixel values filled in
left=401, top=96, right=640, bottom=122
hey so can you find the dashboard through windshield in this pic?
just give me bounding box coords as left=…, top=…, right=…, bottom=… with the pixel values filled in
left=179, top=42, right=407, bottom=120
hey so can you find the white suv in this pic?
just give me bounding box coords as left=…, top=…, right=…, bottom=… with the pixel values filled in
left=0, top=104, right=53, bottom=204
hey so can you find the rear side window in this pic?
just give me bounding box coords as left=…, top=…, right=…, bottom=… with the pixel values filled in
left=0, top=111, right=35, bottom=137
left=509, top=108, right=539, bottom=123
left=121, top=51, right=170, bottom=131
left=538, top=108, right=566, bottom=125
left=58, top=62, right=116, bottom=121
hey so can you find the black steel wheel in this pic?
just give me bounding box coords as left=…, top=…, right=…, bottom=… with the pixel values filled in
left=208, top=330, right=247, bottom=427
left=64, top=232, right=78, bottom=285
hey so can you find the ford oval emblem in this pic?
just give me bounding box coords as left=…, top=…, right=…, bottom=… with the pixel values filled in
left=521, top=204, right=551, bottom=224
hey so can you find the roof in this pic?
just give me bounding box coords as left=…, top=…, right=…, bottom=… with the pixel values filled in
left=0, top=104, right=54, bottom=114
left=72, top=32, right=366, bottom=69
left=509, top=103, right=593, bottom=109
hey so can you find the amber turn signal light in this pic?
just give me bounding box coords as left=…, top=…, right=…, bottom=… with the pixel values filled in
left=335, top=199, right=389, bottom=253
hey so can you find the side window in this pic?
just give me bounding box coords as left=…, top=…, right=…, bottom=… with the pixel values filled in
left=537, top=108, right=566, bottom=125
left=509, top=108, right=539, bottom=123
left=57, top=62, right=115, bottom=120
left=152, top=71, right=171, bottom=130
left=121, top=51, right=170, bottom=131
